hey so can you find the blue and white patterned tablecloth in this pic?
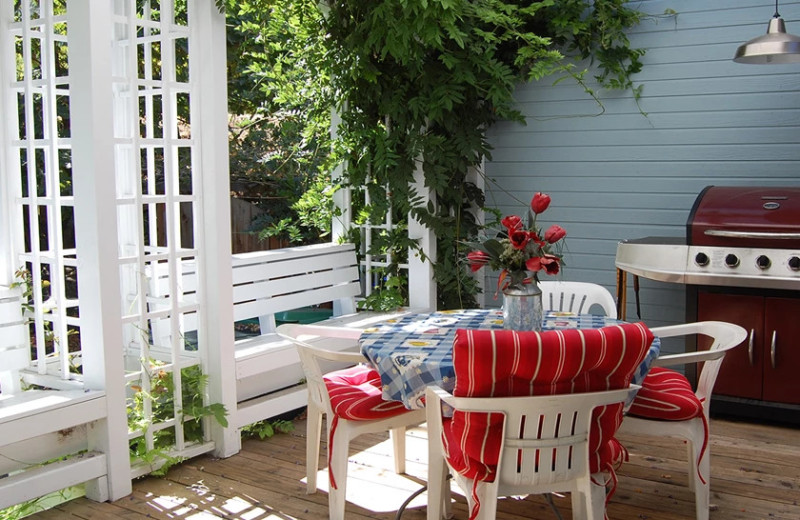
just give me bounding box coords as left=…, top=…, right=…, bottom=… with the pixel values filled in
left=359, top=309, right=660, bottom=409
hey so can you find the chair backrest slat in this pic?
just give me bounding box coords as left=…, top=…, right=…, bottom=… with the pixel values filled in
left=540, top=281, right=617, bottom=318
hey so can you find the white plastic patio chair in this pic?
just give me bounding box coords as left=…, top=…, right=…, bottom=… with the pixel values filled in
left=276, top=323, right=426, bottom=520
left=425, top=324, right=654, bottom=520
left=539, top=281, right=617, bottom=318
left=619, top=321, right=747, bottom=520
left=426, top=385, right=640, bottom=520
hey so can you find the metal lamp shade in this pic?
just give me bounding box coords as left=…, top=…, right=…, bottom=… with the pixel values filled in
left=734, top=16, right=800, bottom=64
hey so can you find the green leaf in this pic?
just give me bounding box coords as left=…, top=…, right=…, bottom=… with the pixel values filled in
left=209, top=403, right=229, bottom=428
left=222, top=0, right=646, bottom=311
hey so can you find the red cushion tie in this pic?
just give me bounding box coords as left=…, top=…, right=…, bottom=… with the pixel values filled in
left=468, top=479, right=482, bottom=520
left=328, top=415, right=341, bottom=489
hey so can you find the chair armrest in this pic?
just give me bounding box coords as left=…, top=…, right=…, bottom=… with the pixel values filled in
left=426, top=385, right=453, bottom=404
left=649, top=321, right=747, bottom=368
left=276, top=323, right=366, bottom=364
left=303, top=348, right=369, bottom=364
left=650, top=321, right=747, bottom=343
left=650, top=321, right=723, bottom=339
left=651, top=349, right=726, bottom=368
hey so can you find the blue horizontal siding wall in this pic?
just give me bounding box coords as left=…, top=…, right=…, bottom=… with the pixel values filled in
left=484, top=0, right=800, bottom=334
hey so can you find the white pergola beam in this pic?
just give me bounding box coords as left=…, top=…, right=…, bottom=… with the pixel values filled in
left=408, top=162, right=437, bottom=310
left=189, top=0, right=239, bottom=458
left=66, top=0, right=132, bottom=502
left=0, top=1, right=17, bottom=287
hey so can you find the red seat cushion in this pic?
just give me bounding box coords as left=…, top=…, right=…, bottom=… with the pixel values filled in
left=442, top=323, right=654, bottom=485
left=626, top=367, right=709, bottom=483
left=324, top=365, right=409, bottom=420
left=627, top=367, right=704, bottom=421
left=323, top=365, right=411, bottom=490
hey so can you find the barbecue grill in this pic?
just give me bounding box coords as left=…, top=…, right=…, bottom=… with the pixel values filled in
left=615, top=186, right=800, bottom=422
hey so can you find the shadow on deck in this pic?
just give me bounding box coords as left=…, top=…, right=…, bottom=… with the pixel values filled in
left=23, top=415, right=800, bottom=520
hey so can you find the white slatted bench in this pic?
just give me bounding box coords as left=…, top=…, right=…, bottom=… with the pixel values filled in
left=0, top=286, right=109, bottom=510
left=149, top=242, right=412, bottom=433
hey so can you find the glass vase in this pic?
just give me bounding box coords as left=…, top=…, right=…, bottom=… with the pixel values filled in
left=502, top=284, right=543, bottom=331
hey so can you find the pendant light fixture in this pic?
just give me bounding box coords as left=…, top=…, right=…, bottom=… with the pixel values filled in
left=734, top=0, right=800, bottom=64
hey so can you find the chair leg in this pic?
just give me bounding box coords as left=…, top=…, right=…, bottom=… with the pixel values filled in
left=306, top=404, right=323, bottom=494
left=588, top=479, right=607, bottom=520
left=570, top=482, right=589, bottom=520
left=686, top=440, right=697, bottom=492
left=688, top=429, right=711, bottom=520
left=443, top=477, right=453, bottom=520
left=426, top=450, right=447, bottom=520
left=575, top=475, right=606, bottom=520
left=389, top=426, right=407, bottom=474
left=327, top=423, right=351, bottom=520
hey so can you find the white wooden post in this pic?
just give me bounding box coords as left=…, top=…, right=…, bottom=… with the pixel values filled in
left=0, top=1, right=13, bottom=287
left=331, top=108, right=351, bottom=243
left=408, top=162, right=437, bottom=310
left=0, top=2, right=28, bottom=293
left=468, top=160, right=486, bottom=303
left=67, top=0, right=132, bottom=501
left=190, top=0, right=239, bottom=458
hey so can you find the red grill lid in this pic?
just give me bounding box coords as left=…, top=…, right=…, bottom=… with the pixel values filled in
left=688, top=186, right=800, bottom=248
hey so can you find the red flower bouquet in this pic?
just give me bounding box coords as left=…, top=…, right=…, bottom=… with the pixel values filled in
left=467, top=192, right=566, bottom=293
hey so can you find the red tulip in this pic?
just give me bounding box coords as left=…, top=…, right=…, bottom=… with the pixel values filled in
left=544, top=225, right=566, bottom=244
left=526, top=254, right=561, bottom=275
left=526, top=256, right=543, bottom=272
left=467, top=250, right=490, bottom=272
left=510, top=230, right=530, bottom=250
left=501, top=215, right=523, bottom=232
left=541, top=255, right=561, bottom=275
left=531, top=192, right=551, bottom=214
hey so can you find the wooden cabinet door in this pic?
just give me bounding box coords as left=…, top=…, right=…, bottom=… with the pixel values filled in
left=763, top=297, right=800, bottom=405
left=697, top=291, right=763, bottom=400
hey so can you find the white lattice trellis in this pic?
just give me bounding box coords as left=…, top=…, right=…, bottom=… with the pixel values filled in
left=0, top=0, right=234, bottom=509
left=330, top=114, right=436, bottom=310
left=5, top=0, right=80, bottom=388
left=0, top=0, right=132, bottom=506
left=110, top=0, right=223, bottom=475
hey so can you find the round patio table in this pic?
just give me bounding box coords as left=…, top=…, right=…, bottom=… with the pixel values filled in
left=359, top=308, right=660, bottom=410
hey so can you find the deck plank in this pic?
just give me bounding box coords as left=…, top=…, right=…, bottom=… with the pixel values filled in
left=21, top=416, right=800, bottom=520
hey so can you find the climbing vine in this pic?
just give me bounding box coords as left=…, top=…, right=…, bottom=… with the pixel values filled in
left=323, top=0, right=645, bottom=308
left=128, top=362, right=228, bottom=475
left=222, top=0, right=645, bottom=309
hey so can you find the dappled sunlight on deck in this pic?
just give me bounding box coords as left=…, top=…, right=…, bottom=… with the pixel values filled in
left=139, top=480, right=293, bottom=519
left=25, top=416, right=800, bottom=520
left=319, top=433, right=430, bottom=514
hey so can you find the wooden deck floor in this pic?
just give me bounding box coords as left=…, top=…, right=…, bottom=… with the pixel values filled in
left=27, top=415, right=800, bottom=520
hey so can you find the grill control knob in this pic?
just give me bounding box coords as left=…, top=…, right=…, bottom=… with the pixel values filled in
left=789, top=256, right=800, bottom=271
left=694, top=252, right=710, bottom=267
left=725, top=254, right=740, bottom=268
left=756, top=255, right=771, bottom=270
